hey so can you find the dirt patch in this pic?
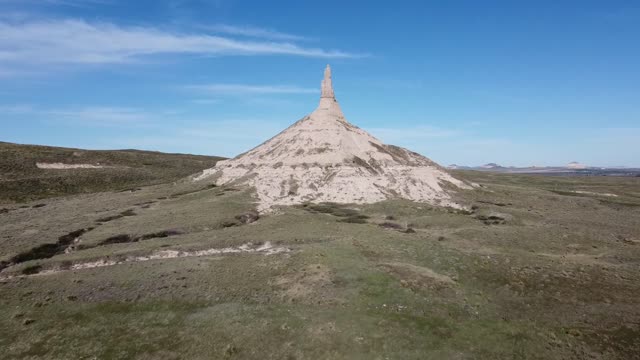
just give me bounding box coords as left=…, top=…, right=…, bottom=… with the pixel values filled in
left=272, top=264, right=336, bottom=304
left=379, top=262, right=456, bottom=291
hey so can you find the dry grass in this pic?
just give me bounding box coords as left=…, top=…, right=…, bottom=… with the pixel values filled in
left=0, top=170, right=638, bottom=359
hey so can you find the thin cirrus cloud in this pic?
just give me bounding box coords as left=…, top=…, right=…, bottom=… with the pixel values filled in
left=38, top=0, right=111, bottom=6
left=368, top=125, right=461, bottom=141
left=46, top=106, right=152, bottom=125
left=203, top=24, right=305, bottom=41
left=185, top=84, right=317, bottom=96
left=0, top=0, right=111, bottom=8
left=109, top=120, right=291, bottom=157
left=0, top=18, right=363, bottom=75
left=1, top=104, right=153, bottom=126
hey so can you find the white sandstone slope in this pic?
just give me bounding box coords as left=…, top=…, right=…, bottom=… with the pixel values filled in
left=195, top=65, right=472, bottom=211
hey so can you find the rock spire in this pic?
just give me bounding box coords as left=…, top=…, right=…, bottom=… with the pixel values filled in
left=315, top=64, right=344, bottom=118
left=320, top=64, right=335, bottom=99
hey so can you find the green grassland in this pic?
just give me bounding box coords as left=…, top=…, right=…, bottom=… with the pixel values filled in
left=0, top=167, right=639, bottom=359
left=0, top=141, right=225, bottom=203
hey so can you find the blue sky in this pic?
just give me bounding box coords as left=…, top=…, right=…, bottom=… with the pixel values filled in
left=1, top=0, right=638, bottom=167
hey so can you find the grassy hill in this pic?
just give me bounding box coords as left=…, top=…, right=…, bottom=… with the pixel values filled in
left=0, top=141, right=225, bottom=203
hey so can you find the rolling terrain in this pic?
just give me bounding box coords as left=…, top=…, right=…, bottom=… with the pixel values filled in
left=0, top=141, right=225, bottom=203
left=1, top=164, right=639, bottom=359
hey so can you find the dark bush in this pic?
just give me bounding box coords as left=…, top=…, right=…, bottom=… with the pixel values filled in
left=338, top=216, right=368, bottom=224
left=138, top=229, right=184, bottom=241
left=22, top=265, right=42, bottom=275
left=100, top=234, right=135, bottom=245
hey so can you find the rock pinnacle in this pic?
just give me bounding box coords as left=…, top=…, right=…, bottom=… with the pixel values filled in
left=316, top=64, right=343, bottom=116
left=320, top=64, right=335, bottom=99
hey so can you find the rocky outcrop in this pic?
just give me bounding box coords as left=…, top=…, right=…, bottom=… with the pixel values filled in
left=195, top=65, right=472, bottom=211
left=321, top=64, right=335, bottom=99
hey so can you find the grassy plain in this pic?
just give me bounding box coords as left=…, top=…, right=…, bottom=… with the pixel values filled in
left=0, top=168, right=638, bottom=359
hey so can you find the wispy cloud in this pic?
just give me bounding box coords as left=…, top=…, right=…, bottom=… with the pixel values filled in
left=189, top=98, right=222, bottom=105
left=368, top=125, right=460, bottom=142
left=47, top=106, right=152, bottom=126
left=186, top=84, right=317, bottom=95
left=178, top=120, right=286, bottom=141
left=106, top=120, right=289, bottom=157
left=0, top=18, right=363, bottom=76
left=203, top=24, right=305, bottom=41
left=0, top=104, right=35, bottom=114
left=0, top=0, right=111, bottom=7
left=1, top=104, right=153, bottom=126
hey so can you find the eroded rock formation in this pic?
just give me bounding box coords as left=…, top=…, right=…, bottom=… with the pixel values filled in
left=195, top=65, right=472, bottom=211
